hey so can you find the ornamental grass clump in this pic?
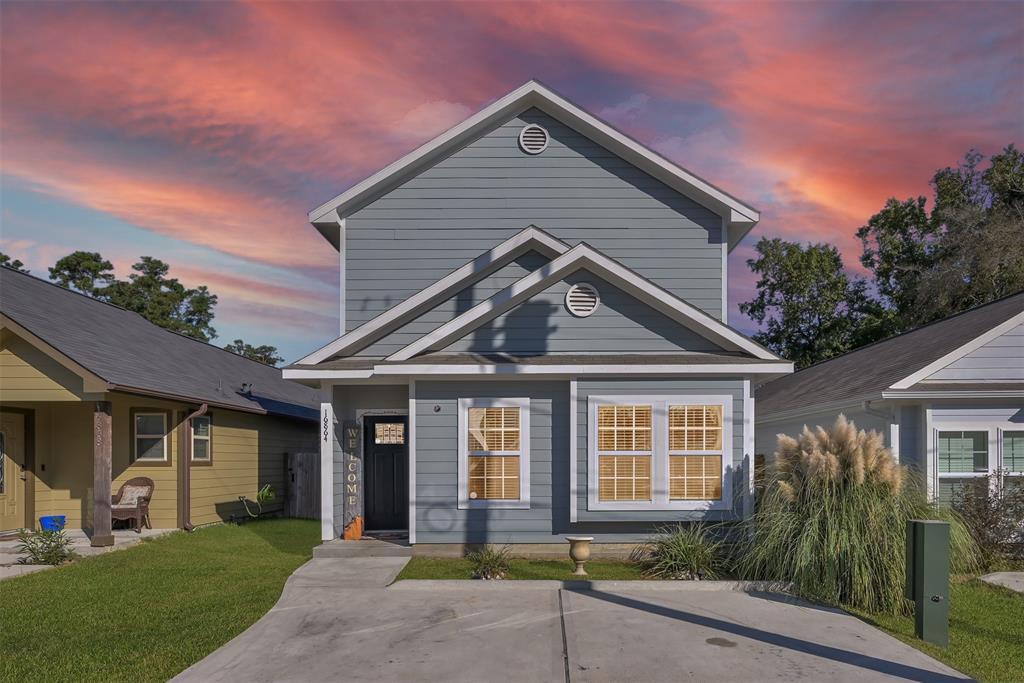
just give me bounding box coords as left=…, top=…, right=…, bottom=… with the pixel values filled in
left=631, top=523, right=726, bottom=580
left=466, top=544, right=511, bottom=580
left=738, top=415, right=976, bottom=614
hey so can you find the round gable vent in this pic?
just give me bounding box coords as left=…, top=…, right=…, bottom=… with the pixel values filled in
left=518, top=124, right=549, bottom=155
left=565, top=282, right=600, bottom=317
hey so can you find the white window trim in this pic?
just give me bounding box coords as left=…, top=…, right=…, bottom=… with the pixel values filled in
left=1000, top=428, right=1024, bottom=476
left=587, top=395, right=733, bottom=511
left=134, top=412, right=168, bottom=462
left=457, top=397, right=530, bottom=510
left=934, top=425, right=994, bottom=478
left=191, top=415, right=211, bottom=462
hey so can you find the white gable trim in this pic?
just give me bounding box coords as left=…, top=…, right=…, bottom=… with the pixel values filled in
left=308, top=81, right=759, bottom=250
left=888, top=310, right=1024, bottom=390
left=386, top=243, right=779, bottom=362
left=295, top=226, right=570, bottom=365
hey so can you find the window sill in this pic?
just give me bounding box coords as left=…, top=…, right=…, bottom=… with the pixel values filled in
left=458, top=500, right=531, bottom=510
left=588, top=500, right=729, bottom=512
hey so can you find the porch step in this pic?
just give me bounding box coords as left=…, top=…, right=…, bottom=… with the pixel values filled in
left=313, top=539, right=413, bottom=559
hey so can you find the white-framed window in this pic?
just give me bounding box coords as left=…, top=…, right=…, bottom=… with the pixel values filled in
left=191, top=415, right=212, bottom=463
left=1001, top=429, right=1024, bottom=495
left=133, top=412, right=168, bottom=462
left=457, top=398, right=530, bottom=509
left=588, top=395, right=732, bottom=511
left=936, top=428, right=991, bottom=505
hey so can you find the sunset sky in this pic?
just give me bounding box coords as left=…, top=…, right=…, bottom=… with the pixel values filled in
left=1, top=1, right=1021, bottom=361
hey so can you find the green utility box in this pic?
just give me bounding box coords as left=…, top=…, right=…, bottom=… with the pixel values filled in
left=905, top=520, right=950, bottom=647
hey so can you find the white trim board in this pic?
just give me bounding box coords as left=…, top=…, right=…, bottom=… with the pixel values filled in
left=308, top=80, right=759, bottom=251
left=295, top=226, right=570, bottom=365
left=284, top=362, right=793, bottom=381
left=889, top=310, right=1024, bottom=390
left=386, top=243, right=781, bottom=362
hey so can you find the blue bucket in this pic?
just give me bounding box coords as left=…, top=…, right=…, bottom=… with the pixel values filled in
left=39, top=515, right=66, bottom=531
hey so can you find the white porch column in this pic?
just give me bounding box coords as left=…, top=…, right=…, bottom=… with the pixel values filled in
left=743, top=379, right=755, bottom=518
left=319, top=386, right=335, bottom=542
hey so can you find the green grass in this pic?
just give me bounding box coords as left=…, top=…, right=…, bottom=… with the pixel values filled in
left=0, top=519, right=319, bottom=683
left=396, top=556, right=646, bottom=581
left=850, top=578, right=1024, bottom=683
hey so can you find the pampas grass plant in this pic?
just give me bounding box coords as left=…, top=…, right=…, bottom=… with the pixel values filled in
left=737, top=415, right=976, bottom=614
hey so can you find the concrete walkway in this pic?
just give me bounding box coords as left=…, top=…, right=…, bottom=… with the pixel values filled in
left=980, top=571, right=1024, bottom=593
left=0, top=528, right=174, bottom=581
left=175, top=556, right=970, bottom=683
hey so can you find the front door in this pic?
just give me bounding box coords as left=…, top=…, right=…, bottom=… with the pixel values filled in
left=0, top=412, right=27, bottom=533
left=363, top=416, right=408, bottom=531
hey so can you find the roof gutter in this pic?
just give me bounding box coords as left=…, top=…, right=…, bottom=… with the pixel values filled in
left=181, top=403, right=208, bottom=532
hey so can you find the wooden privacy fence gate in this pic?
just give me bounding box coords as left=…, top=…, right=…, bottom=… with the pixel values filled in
left=286, top=452, right=320, bottom=519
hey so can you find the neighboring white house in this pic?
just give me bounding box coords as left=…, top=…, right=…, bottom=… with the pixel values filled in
left=755, top=292, right=1024, bottom=502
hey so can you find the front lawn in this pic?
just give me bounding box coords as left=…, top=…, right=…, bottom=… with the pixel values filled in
left=0, top=519, right=319, bottom=683
left=396, top=556, right=646, bottom=580
left=851, top=577, right=1024, bottom=683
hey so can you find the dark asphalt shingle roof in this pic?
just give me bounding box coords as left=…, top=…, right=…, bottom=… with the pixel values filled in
left=289, top=351, right=778, bottom=371
left=1, top=267, right=318, bottom=420
left=756, top=292, right=1024, bottom=416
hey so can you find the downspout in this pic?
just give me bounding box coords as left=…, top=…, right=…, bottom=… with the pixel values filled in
left=861, top=400, right=890, bottom=421
left=182, top=403, right=208, bottom=532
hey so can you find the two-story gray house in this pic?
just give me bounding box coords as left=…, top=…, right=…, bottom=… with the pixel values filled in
left=285, top=81, right=793, bottom=549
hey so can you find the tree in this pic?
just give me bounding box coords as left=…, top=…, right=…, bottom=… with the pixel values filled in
left=855, top=196, right=936, bottom=335
left=103, top=257, right=218, bottom=342
left=0, top=252, right=29, bottom=273
left=857, top=145, right=1024, bottom=331
left=224, top=339, right=284, bottom=367
left=739, top=238, right=880, bottom=368
left=914, top=145, right=1024, bottom=321
left=48, top=251, right=115, bottom=295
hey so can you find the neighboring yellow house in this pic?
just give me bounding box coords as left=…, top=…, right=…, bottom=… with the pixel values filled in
left=0, top=267, right=318, bottom=543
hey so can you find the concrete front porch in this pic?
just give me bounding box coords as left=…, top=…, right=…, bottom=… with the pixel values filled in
left=0, top=527, right=174, bottom=581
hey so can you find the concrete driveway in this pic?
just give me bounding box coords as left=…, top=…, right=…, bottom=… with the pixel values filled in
left=174, top=557, right=970, bottom=683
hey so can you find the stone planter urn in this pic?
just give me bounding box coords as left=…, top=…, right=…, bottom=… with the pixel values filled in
left=566, top=536, right=594, bottom=576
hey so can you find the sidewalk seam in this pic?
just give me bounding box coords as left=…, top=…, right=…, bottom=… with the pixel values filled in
left=558, top=589, right=571, bottom=683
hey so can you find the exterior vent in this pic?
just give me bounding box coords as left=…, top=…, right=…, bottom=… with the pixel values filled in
left=565, top=282, right=600, bottom=317
left=518, top=124, right=549, bottom=155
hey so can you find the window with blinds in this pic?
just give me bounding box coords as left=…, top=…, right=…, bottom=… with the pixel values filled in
left=938, top=431, right=988, bottom=473
left=668, top=405, right=723, bottom=500
left=1003, top=431, right=1024, bottom=473
left=597, top=405, right=652, bottom=501
left=467, top=407, right=521, bottom=501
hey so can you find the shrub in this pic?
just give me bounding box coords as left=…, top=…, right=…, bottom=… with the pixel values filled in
left=466, top=545, right=511, bottom=580
left=737, top=415, right=977, bottom=614
left=631, top=523, right=726, bottom=580
left=952, top=470, right=1024, bottom=570
left=17, top=528, right=76, bottom=565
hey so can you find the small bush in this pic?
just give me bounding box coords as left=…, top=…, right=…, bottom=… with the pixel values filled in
left=631, top=523, right=726, bottom=580
left=17, top=528, right=76, bottom=565
left=737, top=415, right=977, bottom=614
left=466, top=545, right=511, bottom=580
left=952, top=470, right=1024, bottom=570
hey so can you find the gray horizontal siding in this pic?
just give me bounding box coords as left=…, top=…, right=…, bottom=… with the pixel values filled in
left=414, top=380, right=566, bottom=544
left=355, top=252, right=549, bottom=357
left=346, top=109, right=725, bottom=335
left=926, top=323, right=1024, bottom=382
left=443, top=271, right=724, bottom=355
left=413, top=377, right=753, bottom=544
left=576, top=378, right=748, bottom=523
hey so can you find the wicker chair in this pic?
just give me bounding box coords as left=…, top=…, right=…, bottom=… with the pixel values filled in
left=111, top=477, right=154, bottom=533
